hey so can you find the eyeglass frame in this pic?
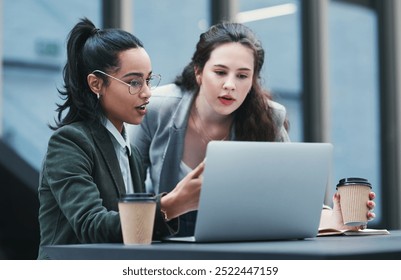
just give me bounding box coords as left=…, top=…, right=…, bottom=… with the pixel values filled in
left=91, top=69, right=161, bottom=95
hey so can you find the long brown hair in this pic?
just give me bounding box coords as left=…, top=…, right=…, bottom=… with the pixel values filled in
left=175, top=22, right=278, bottom=141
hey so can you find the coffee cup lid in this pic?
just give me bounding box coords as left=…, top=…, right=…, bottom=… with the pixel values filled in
left=336, top=177, right=372, bottom=189
left=119, top=193, right=155, bottom=202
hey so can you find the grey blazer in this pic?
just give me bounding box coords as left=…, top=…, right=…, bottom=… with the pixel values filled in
left=38, top=121, right=175, bottom=259
left=129, top=83, right=290, bottom=195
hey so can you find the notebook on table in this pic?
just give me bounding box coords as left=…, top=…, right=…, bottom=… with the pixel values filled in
left=164, top=141, right=333, bottom=242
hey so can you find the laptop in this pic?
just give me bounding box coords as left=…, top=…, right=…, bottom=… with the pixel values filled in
left=165, top=141, right=333, bottom=242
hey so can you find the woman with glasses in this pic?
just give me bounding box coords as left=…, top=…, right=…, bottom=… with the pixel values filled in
left=129, top=22, right=376, bottom=237
left=37, top=18, right=172, bottom=259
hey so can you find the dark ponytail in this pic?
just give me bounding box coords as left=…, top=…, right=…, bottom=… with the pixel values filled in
left=51, top=18, right=143, bottom=130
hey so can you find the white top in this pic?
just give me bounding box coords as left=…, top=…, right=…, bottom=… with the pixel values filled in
left=104, top=120, right=134, bottom=193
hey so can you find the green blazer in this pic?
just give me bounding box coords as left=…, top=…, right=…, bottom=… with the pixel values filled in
left=37, top=121, right=176, bottom=259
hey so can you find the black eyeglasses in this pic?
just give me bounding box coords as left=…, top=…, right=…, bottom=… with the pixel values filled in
left=92, top=70, right=161, bottom=95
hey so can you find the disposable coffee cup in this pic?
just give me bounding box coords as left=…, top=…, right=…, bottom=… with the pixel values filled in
left=336, top=177, right=372, bottom=227
left=118, top=193, right=156, bottom=245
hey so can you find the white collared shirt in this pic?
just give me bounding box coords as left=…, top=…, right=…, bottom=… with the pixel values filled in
left=103, top=120, right=134, bottom=193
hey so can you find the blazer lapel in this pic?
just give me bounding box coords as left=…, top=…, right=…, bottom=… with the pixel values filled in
left=91, top=125, right=126, bottom=196
left=159, top=92, right=195, bottom=194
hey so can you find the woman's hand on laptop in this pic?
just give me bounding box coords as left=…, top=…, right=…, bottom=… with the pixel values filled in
left=319, top=192, right=376, bottom=231
left=160, top=161, right=205, bottom=220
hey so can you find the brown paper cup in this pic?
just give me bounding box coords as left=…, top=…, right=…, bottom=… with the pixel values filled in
left=336, top=178, right=372, bottom=226
left=118, top=193, right=156, bottom=245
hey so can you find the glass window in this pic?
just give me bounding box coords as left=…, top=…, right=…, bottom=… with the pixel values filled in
left=2, top=0, right=100, bottom=169
left=328, top=1, right=380, bottom=225
left=131, top=0, right=209, bottom=86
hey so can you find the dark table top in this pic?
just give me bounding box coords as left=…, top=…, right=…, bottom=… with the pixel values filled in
left=43, top=230, right=401, bottom=260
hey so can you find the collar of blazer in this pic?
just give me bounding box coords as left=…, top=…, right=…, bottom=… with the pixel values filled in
left=90, top=124, right=127, bottom=196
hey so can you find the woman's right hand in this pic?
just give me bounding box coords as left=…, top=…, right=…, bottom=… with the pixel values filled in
left=160, top=161, right=205, bottom=220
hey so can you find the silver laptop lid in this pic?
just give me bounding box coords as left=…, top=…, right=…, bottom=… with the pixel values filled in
left=194, top=141, right=333, bottom=242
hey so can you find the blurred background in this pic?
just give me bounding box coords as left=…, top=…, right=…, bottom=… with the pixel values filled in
left=1, top=0, right=400, bottom=259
